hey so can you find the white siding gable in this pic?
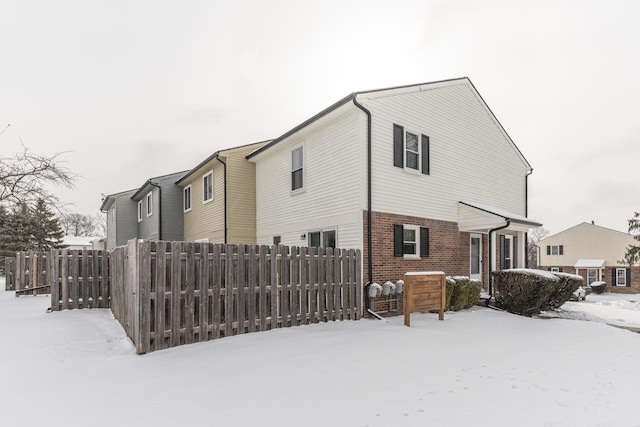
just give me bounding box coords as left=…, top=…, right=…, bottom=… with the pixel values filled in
left=357, top=80, right=529, bottom=222
left=253, top=105, right=365, bottom=249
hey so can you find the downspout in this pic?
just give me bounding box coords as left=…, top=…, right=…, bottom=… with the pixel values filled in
left=149, top=180, right=162, bottom=240
left=352, top=95, right=374, bottom=315
left=214, top=155, right=228, bottom=244
left=525, top=169, right=533, bottom=268
left=488, top=220, right=511, bottom=299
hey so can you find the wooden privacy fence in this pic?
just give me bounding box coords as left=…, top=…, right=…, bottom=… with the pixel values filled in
left=48, top=250, right=110, bottom=310
left=4, top=250, right=110, bottom=305
left=112, top=239, right=363, bottom=354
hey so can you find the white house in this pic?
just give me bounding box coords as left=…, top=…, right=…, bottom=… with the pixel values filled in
left=248, top=77, right=540, bottom=299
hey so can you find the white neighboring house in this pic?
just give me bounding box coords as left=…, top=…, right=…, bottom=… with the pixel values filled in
left=62, top=236, right=102, bottom=250
left=537, top=222, right=639, bottom=293
left=247, top=77, right=541, bottom=297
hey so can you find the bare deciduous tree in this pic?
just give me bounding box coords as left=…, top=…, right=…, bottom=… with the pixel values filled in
left=527, top=227, right=550, bottom=268
left=60, top=213, right=102, bottom=237
left=0, top=146, right=75, bottom=210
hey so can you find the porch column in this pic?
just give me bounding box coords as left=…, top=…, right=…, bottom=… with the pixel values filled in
left=490, top=230, right=497, bottom=272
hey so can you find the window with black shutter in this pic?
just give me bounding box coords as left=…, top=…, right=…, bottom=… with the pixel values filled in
left=393, top=224, right=429, bottom=258
left=392, top=123, right=430, bottom=175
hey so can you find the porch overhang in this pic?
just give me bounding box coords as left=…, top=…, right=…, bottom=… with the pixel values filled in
left=574, top=259, right=605, bottom=269
left=457, top=201, right=542, bottom=233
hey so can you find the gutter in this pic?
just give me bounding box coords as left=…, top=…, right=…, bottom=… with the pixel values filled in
left=214, top=155, right=228, bottom=244
left=488, top=220, right=511, bottom=299
left=352, top=95, right=373, bottom=290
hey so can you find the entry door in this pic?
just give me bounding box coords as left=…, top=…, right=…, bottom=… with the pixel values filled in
left=470, top=234, right=482, bottom=281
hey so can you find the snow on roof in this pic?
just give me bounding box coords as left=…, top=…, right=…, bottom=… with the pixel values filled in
left=63, top=236, right=100, bottom=246
left=574, top=259, right=606, bottom=268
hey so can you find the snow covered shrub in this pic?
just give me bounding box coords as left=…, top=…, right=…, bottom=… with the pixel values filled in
left=544, top=272, right=583, bottom=310
left=466, top=279, right=482, bottom=308
left=491, top=269, right=558, bottom=316
left=446, top=276, right=481, bottom=311
left=590, top=281, right=607, bottom=294
left=445, top=277, right=456, bottom=309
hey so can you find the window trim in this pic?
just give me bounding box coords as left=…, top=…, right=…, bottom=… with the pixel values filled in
left=616, top=268, right=627, bottom=286
left=146, top=192, right=153, bottom=217
left=183, top=185, right=192, bottom=212
left=137, top=200, right=142, bottom=222
left=549, top=245, right=564, bottom=256
left=202, top=171, right=214, bottom=204
left=404, top=130, right=421, bottom=174
left=306, top=228, right=337, bottom=249
left=291, top=145, right=304, bottom=193
left=402, top=224, right=420, bottom=259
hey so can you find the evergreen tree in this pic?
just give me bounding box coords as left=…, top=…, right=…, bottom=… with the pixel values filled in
left=623, top=211, right=640, bottom=266
left=10, top=202, right=35, bottom=252
left=31, top=198, right=65, bottom=251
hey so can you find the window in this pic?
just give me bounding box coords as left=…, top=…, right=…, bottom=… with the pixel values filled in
left=203, top=171, right=213, bottom=203
left=393, top=224, right=429, bottom=259
left=146, top=192, right=153, bottom=217
left=273, top=236, right=281, bottom=245
left=291, top=146, right=303, bottom=191
left=111, top=206, right=116, bottom=223
left=393, top=124, right=430, bottom=175
left=137, top=201, right=142, bottom=222
left=616, top=268, right=627, bottom=286
left=587, top=269, right=597, bottom=285
left=183, top=185, right=192, bottom=212
left=307, top=230, right=336, bottom=248
left=550, top=267, right=560, bottom=272
left=547, top=245, right=564, bottom=256
left=500, top=235, right=518, bottom=269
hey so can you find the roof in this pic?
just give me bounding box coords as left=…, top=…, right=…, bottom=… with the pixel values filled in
left=63, top=236, right=101, bottom=247
left=245, top=77, right=532, bottom=171
left=459, top=201, right=542, bottom=227
left=539, top=222, right=631, bottom=244
left=176, top=140, right=270, bottom=185
left=131, top=170, right=188, bottom=200
left=99, top=189, right=137, bottom=212
left=574, top=259, right=606, bottom=269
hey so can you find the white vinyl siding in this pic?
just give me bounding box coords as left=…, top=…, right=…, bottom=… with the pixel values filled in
left=253, top=106, right=364, bottom=250
left=363, top=81, right=528, bottom=222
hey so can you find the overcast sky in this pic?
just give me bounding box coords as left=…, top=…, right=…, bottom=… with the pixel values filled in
left=1, top=0, right=638, bottom=236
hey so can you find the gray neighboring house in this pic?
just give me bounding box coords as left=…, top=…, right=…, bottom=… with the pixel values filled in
left=130, top=171, right=187, bottom=242
left=100, top=189, right=138, bottom=250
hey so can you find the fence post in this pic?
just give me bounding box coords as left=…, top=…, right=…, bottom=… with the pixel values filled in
left=126, top=239, right=140, bottom=352
left=138, top=240, right=151, bottom=355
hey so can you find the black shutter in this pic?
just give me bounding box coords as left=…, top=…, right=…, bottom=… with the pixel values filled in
left=611, top=268, right=616, bottom=286
left=420, top=227, right=429, bottom=258
left=546, top=245, right=550, bottom=255
left=421, top=134, right=430, bottom=175
left=559, top=267, right=563, bottom=272
left=500, top=235, right=506, bottom=270
left=626, top=268, right=631, bottom=287
left=393, top=224, right=403, bottom=257
left=393, top=124, right=404, bottom=168
left=559, top=245, right=564, bottom=255
left=513, top=236, right=518, bottom=268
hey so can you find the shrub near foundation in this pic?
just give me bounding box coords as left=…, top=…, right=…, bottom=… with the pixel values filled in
left=491, top=269, right=559, bottom=316
left=545, top=272, right=584, bottom=310
left=446, top=276, right=482, bottom=311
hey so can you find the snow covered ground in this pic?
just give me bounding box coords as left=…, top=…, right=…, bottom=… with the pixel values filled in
left=2, top=276, right=640, bottom=427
